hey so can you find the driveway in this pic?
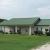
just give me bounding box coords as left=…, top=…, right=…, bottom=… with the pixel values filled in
left=32, top=43, right=50, bottom=50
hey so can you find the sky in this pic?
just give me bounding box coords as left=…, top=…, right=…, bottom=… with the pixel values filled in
left=0, top=0, right=50, bottom=19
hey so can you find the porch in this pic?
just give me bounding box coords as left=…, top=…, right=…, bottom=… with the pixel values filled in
left=0, top=26, right=32, bottom=35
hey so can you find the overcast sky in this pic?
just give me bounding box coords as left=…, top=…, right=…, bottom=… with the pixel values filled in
left=0, top=0, right=50, bottom=19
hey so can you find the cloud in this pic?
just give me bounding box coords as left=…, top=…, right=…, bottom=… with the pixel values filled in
left=34, top=6, right=50, bottom=19
left=0, top=0, right=50, bottom=19
left=0, top=0, right=17, bottom=19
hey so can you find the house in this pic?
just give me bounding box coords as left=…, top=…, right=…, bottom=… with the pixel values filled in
left=0, top=17, right=50, bottom=35
left=0, top=17, right=40, bottom=35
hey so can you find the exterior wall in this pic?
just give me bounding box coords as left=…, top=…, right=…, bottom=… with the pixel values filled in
left=21, top=26, right=29, bottom=35
left=1, top=26, right=30, bottom=35
left=35, top=26, right=49, bottom=34
left=2, top=26, right=10, bottom=33
left=5, top=26, right=10, bottom=33
left=1, top=25, right=50, bottom=35
left=1, top=26, right=34, bottom=35
left=1, top=26, right=18, bottom=33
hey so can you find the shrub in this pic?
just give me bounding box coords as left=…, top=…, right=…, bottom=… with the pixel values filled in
left=5, top=32, right=8, bottom=34
left=45, top=29, right=48, bottom=33
left=38, top=30, right=43, bottom=35
left=34, top=30, right=43, bottom=35
left=10, top=32, right=12, bottom=34
left=45, top=29, right=50, bottom=36
left=12, top=32, right=17, bottom=34
left=46, top=32, right=50, bottom=36
left=34, top=30, right=38, bottom=35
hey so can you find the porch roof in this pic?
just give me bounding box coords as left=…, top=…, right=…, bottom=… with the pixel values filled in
left=0, top=17, right=40, bottom=26
left=37, top=19, right=50, bottom=26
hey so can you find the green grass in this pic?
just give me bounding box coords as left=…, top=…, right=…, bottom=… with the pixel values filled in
left=0, top=34, right=50, bottom=50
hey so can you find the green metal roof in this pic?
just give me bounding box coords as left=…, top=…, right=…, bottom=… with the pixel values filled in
left=0, top=17, right=40, bottom=26
left=37, top=19, right=50, bottom=26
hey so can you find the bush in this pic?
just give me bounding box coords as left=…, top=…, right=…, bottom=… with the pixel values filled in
left=12, top=32, right=17, bottom=34
left=38, top=30, right=43, bottom=35
left=10, top=32, right=12, bottom=34
left=10, top=32, right=17, bottom=34
left=34, top=30, right=38, bottom=35
left=45, top=29, right=48, bottom=33
left=5, top=32, right=8, bottom=34
left=34, top=30, right=43, bottom=35
left=46, top=32, right=50, bottom=36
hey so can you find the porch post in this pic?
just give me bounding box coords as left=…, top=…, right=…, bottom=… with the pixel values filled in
left=15, top=26, right=17, bottom=33
left=29, top=26, right=31, bottom=35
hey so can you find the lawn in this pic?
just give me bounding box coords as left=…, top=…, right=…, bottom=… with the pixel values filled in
left=0, top=34, right=50, bottom=50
